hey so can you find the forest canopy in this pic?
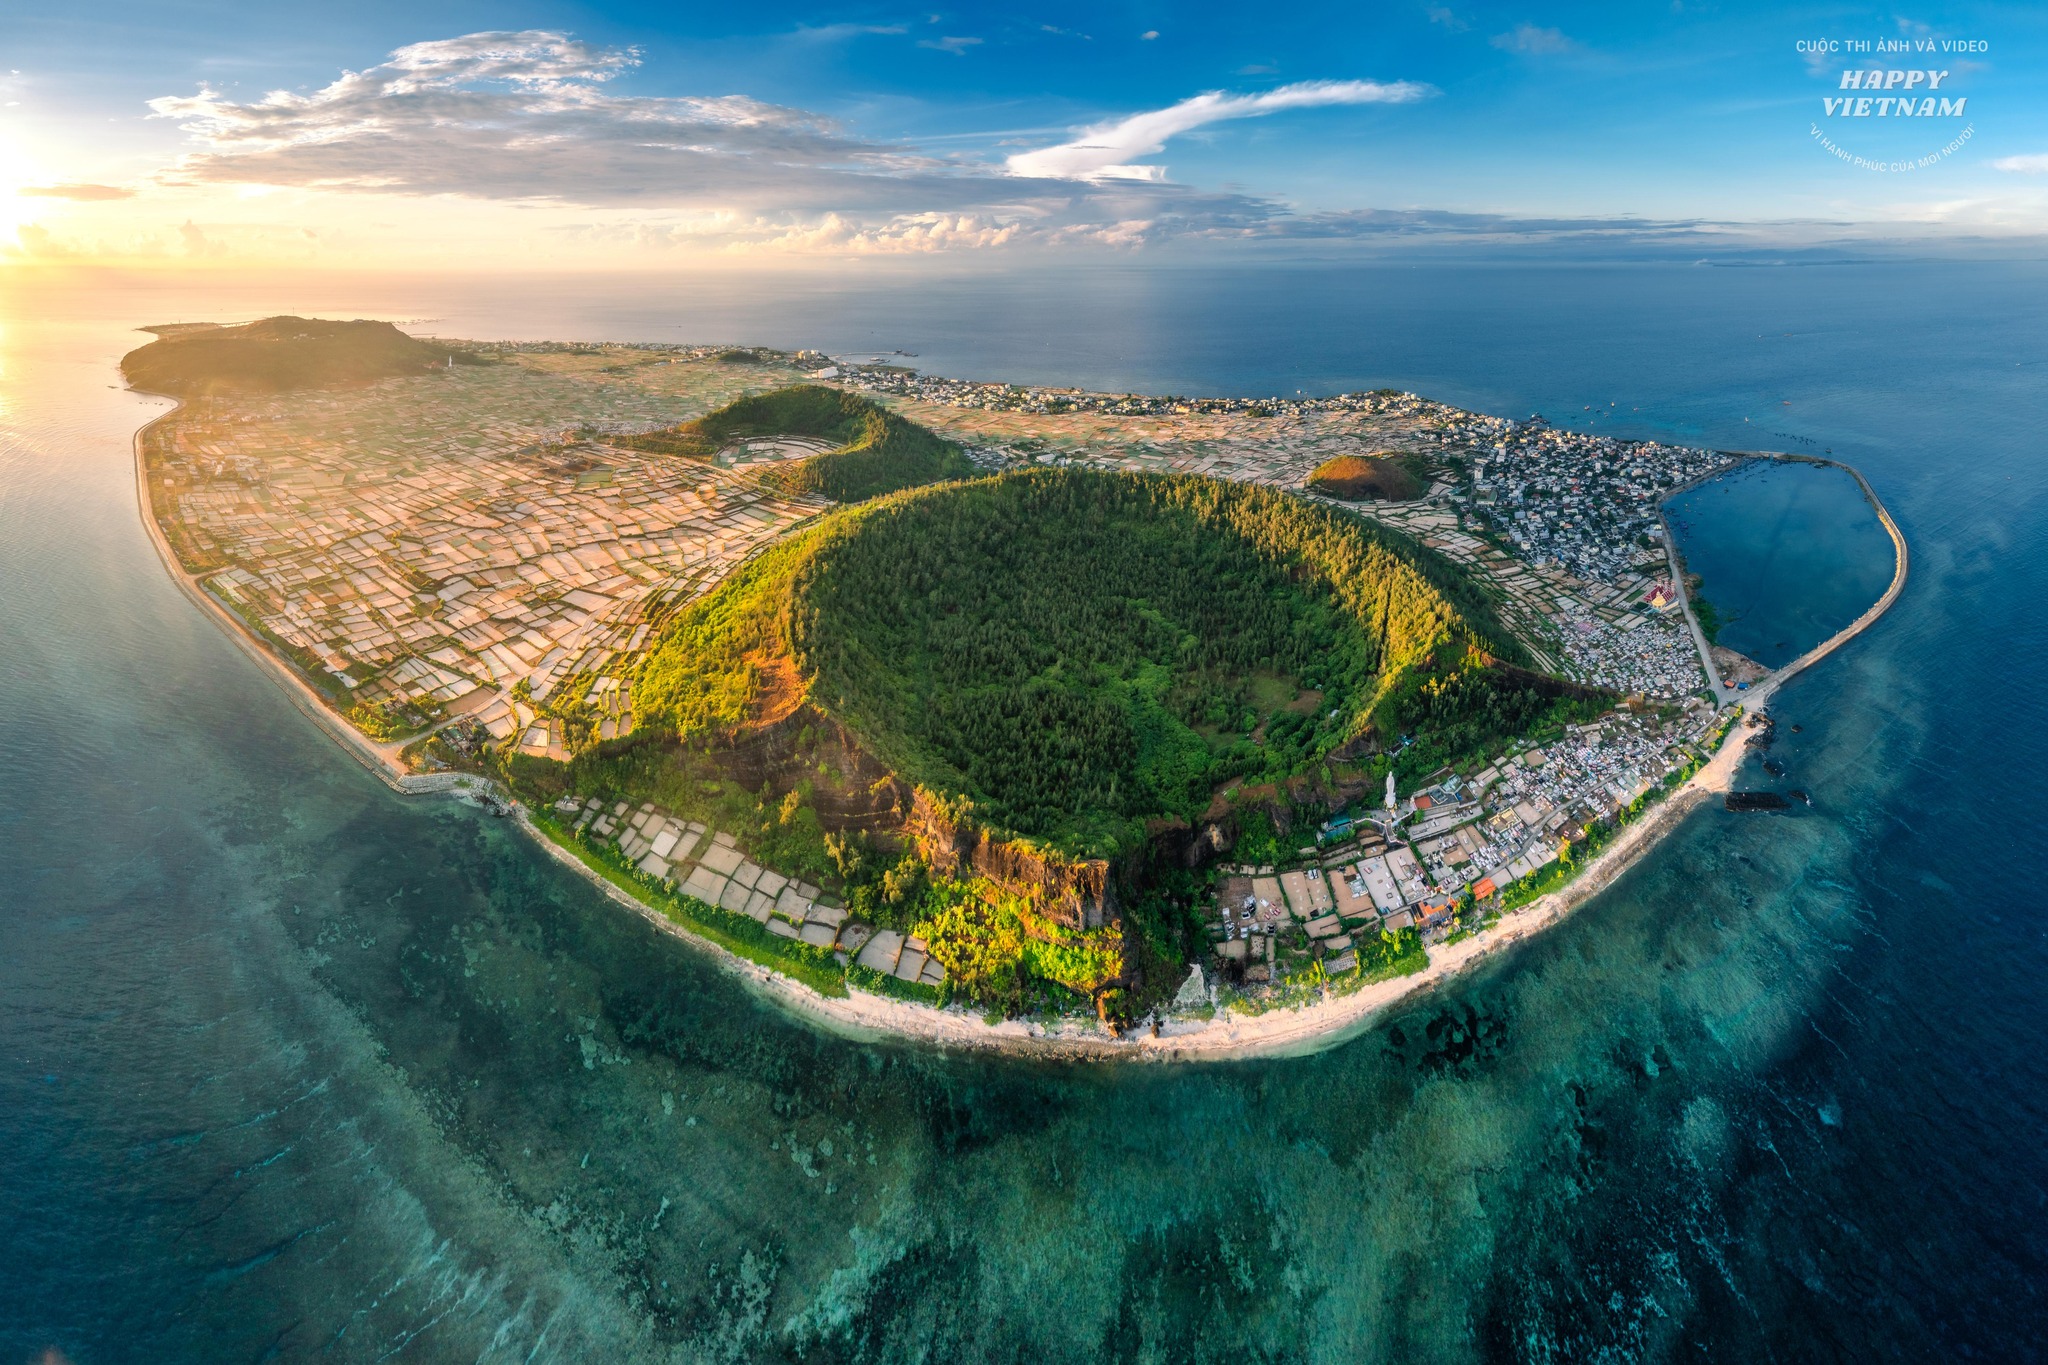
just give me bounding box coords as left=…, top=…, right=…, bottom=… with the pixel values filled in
left=613, top=384, right=974, bottom=502
left=639, top=469, right=1565, bottom=858
left=121, top=317, right=479, bottom=395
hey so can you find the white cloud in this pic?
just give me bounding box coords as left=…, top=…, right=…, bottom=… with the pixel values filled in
left=790, top=22, right=910, bottom=41
left=124, top=28, right=1904, bottom=261
left=14, top=224, right=64, bottom=257
left=1491, top=24, right=1579, bottom=56
left=1992, top=154, right=2048, bottom=173
left=21, top=182, right=134, bottom=200
left=146, top=34, right=1437, bottom=234
left=917, top=35, right=983, bottom=55
left=147, top=30, right=944, bottom=210
left=1004, top=79, right=1434, bottom=182
left=179, top=219, right=224, bottom=257
left=748, top=210, right=1025, bottom=253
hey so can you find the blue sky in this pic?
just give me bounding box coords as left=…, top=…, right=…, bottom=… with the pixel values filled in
left=4, top=1, right=2045, bottom=264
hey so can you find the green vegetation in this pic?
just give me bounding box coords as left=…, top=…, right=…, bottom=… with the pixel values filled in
left=122, top=316, right=481, bottom=395
left=346, top=700, right=409, bottom=742
left=505, top=739, right=840, bottom=889
left=615, top=384, right=974, bottom=502
left=1497, top=852, right=1571, bottom=912
left=1346, top=925, right=1430, bottom=984
left=1227, top=927, right=1427, bottom=1014
left=632, top=537, right=809, bottom=738
left=543, top=464, right=1625, bottom=1022
left=641, top=467, right=1575, bottom=860
left=845, top=962, right=945, bottom=1005
left=1307, top=451, right=1428, bottom=502
left=530, top=787, right=1122, bottom=1016
left=1383, top=666, right=1612, bottom=784
left=1693, top=593, right=1727, bottom=644
left=912, top=881, right=1122, bottom=1007
left=1229, top=809, right=1291, bottom=866
left=528, top=811, right=847, bottom=997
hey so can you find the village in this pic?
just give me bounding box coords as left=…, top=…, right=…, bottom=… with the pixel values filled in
left=1204, top=701, right=1726, bottom=1000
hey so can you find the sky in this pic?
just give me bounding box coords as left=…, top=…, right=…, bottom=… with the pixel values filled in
left=2, top=0, right=2045, bottom=268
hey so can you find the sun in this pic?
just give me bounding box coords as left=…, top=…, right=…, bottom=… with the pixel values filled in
left=0, top=134, right=39, bottom=240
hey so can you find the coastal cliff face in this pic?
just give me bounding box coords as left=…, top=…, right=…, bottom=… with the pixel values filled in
left=905, top=789, right=1118, bottom=929
left=1143, top=815, right=1232, bottom=870
left=704, top=703, right=910, bottom=837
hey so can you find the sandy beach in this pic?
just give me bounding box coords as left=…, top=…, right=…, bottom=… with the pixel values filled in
left=516, top=726, right=1730, bottom=1063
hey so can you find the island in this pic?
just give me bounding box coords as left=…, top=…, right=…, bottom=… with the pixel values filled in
left=125, top=319, right=1907, bottom=1057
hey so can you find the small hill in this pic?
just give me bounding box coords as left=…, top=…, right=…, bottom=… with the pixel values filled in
left=637, top=468, right=1576, bottom=860
left=1308, top=451, right=1427, bottom=502
left=122, top=316, right=473, bottom=396
left=614, top=385, right=973, bottom=502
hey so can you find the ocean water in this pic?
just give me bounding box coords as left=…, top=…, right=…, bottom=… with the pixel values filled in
left=2, top=260, right=2045, bottom=1363
left=1667, top=460, right=1897, bottom=668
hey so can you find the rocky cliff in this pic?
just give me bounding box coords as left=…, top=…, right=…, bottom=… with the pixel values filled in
left=904, top=788, right=1118, bottom=930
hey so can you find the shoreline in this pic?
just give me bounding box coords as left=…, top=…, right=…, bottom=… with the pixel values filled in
left=130, top=391, right=458, bottom=798
left=520, top=737, right=1731, bottom=1063
left=133, top=391, right=1909, bottom=1063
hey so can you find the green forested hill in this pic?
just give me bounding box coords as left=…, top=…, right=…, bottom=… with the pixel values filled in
left=121, top=316, right=472, bottom=395
left=639, top=469, right=1575, bottom=857
left=616, top=384, right=974, bottom=502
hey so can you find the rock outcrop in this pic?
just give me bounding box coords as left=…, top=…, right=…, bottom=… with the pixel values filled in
left=905, top=789, right=1117, bottom=929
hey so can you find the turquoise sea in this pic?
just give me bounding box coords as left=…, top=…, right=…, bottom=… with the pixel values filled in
left=2, top=260, right=2044, bottom=1362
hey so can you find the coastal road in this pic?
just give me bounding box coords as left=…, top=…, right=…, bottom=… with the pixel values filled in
left=1656, top=503, right=1740, bottom=708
